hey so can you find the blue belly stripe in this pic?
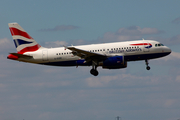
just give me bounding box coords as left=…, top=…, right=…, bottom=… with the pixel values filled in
left=39, top=52, right=171, bottom=66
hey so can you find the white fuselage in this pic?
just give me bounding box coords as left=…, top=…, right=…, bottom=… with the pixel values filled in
left=21, top=40, right=171, bottom=66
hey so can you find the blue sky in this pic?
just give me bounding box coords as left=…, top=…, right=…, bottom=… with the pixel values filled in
left=0, top=0, right=180, bottom=120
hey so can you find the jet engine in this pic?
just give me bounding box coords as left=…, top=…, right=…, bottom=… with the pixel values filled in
left=101, top=56, right=127, bottom=69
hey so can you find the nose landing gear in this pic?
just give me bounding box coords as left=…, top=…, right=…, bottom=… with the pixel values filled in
left=145, top=59, right=150, bottom=70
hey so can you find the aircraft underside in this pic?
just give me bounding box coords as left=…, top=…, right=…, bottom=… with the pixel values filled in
left=39, top=52, right=171, bottom=76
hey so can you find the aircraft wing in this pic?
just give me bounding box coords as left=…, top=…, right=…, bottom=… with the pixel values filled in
left=66, top=46, right=107, bottom=62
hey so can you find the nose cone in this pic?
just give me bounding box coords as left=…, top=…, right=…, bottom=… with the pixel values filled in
left=167, top=47, right=171, bottom=54
left=164, top=46, right=171, bottom=55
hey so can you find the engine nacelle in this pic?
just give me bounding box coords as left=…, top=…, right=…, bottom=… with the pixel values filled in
left=102, top=56, right=127, bottom=69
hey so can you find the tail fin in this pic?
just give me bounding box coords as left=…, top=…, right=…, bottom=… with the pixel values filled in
left=8, top=23, right=41, bottom=54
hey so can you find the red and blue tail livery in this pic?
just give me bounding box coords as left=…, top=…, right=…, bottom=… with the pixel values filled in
left=9, top=23, right=41, bottom=54
left=7, top=23, right=171, bottom=76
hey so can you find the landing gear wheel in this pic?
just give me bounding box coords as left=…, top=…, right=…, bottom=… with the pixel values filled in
left=146, top=66, right=150, bottom=70
left=90, top=69, right=99, bottom=76
left=145, top=59, right=150, bottom=70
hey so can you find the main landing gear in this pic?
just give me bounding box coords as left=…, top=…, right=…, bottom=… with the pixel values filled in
left=90, top=61, right=99, bottom=76
left=90, top=68, right=98, bottom=76
left=145, top=59, right=150, bottom=70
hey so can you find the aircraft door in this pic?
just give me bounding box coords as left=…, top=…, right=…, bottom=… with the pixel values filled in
left=42, top=50, right=48, bottom=61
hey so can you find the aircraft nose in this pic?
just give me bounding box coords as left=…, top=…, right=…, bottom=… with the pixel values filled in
left=165, top=47, right=171, bottom=55
left=168, top=47, right=171, bottom=53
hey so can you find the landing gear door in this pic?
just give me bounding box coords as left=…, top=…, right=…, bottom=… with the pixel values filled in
left=42, top=50, right=48, bottom=61
left=143, top=41, right=150, bottom=52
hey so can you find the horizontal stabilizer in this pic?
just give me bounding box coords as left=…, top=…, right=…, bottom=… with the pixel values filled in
left=7, top=53, right=32, bottom=60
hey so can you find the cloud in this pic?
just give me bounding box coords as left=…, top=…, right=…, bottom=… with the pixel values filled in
left=150, top=52, right=180, bottom=75
left=41, top=26, right=168, bottom=47
left=39, top=25, right=79, bottom=32
left=117, top=26, right=164, bottom=35
left=97, top=26, right=164, bottom=43
left=45, top=41, right=68, bottom=47
left=0, top=38, right=14, bottom=52
left=85, top=73, right=165, bottom=88
left=98, top=31, right=141, bottom=43
left=144, top=33, right=180, bottom=46
left=164, top=99, right=178, bottom=108
left=176, top=75, right=180, bottom=83
left=163, top=52, right=180, bottom=61
left=169, top=34, right=180, bottom=44
left=152, top=52, right=180, bottom=64
left=1, top=54, right=180, bottom=120
left=1, top=27, right=180, bottom=120
left=0, top=38, right=10, bottom=45
left=86, top=75, right=117, bottom=87
left=172, top=17, right=180, bottom=24
left=0, top=38, right=16, bottom=62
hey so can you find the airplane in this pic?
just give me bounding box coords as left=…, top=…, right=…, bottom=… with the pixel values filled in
left=7, top=23, right=171, bottom=76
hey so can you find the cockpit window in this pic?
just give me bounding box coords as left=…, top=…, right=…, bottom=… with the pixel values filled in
left=155, top=43, right=164, bottom=47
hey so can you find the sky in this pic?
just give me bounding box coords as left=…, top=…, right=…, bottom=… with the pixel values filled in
left=0, top=0, right=180, bottom=120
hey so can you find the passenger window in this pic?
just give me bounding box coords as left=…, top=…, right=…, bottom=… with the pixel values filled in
left=62, top=53, right=63, bottom=55
left=64, top=53, right=66, bottom=55
left=107, top=49, right=109, bottom=51
left=100, top=49, right=102, bottom=51
left=124, top=47, right=126, bottom=49
left=103, top=49, right=105, bottom=51
left=129, top=47, right=131, bottom=49
left=111, top=48, right=113, bottom=50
